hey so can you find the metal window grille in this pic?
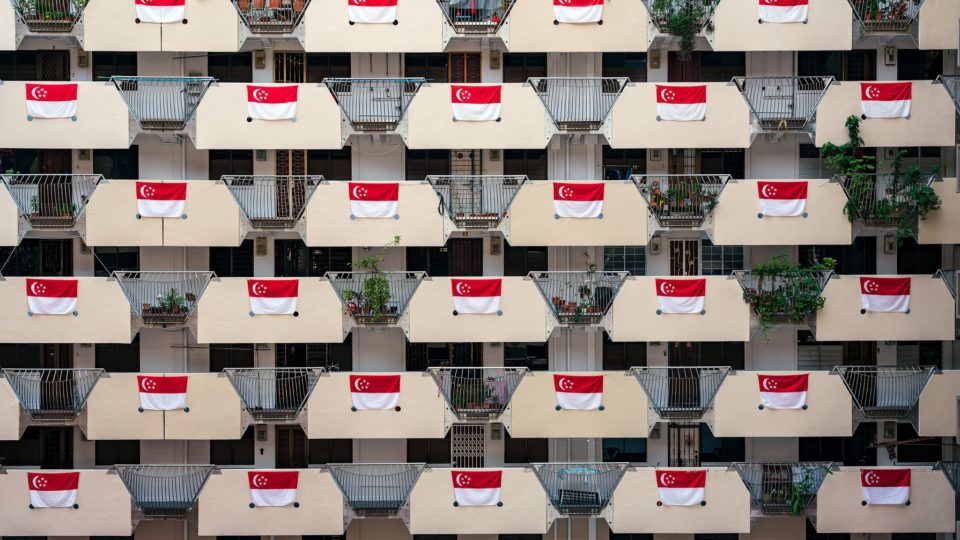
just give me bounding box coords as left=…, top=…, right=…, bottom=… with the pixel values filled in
left=436, top=0, right=515, bottom=34
left=221, top=175, right=321, bottom=229
left=643, top=0, right=720, bottom=34
left=532, top=463, right=628, bottom=516
left=528, top=77, right=628, bottom=131
left=0, top=174, right=101, bottom=229
left=113, top=465, right=216, bottom=519
left=427, top=175, right=526, bottom=230
left=327, top=463, right=425, bottom=517
left=222, top=367, right=323, bottom=422
left=834, top=173, right=938, bottom=229
left=325, top=271, right=425, bottom=325
left=451, top=424, right=486, bottom=468
left=528, top=271, right=628, bottom=325
left=732, top=77, right=834, bottom=131
left=112, top=271, right=215, bottom=326
left=13, top=0, right=86, bottom=32
left=232, top=0, right=311, bottom=33
left=732, top=462, right=832, bottom=516
left=849, top=0, right=923, bottom=33
left=603, top=246, right=647, bottom=277
left=323, top=78, right=425, bottom=132
left=733, top=270, right=833, bottom=325
left=630, top=366, right=730, bottom=420
left=832, top=365, right=935, bottom=420
left=1, top=368, right=104, bottom=422
left=429, top=367, right=527, bottom=421
left=633, top=175, right=729, bottom=229
left=110, top=77, right=215, bottom=131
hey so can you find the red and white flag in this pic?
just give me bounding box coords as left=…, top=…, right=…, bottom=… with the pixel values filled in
left=28, top=472, right=79, bottom=509
left=554, top=374, right=603, bottom=410
left=350, top=374, right=400, bottom=410
left=553, top=0, right=603, bottom=23
left=452, top=278, right=502, bottom=315
left=452, top=470, right=502, bottom=507
left=860, top=277, right=910, bottom=313
left=348, top=0, right=396, bottom=23
left=26, top=279, right=77, bottom=315
left=25, top=83, right=77, bottom=119
left=657, top=85, right=707, bottom=122
left=758, top=181, right=807, bottom=217
left=349, top=182, right=398, bottom=219
left=758, top=373, right=808, bottom=410
left=553, top=182, right=604, bottom=218
left=861, top=469, right=910, bottom=505
left=657, top=469, right=706, bottom=506
left=249, top=471, right=298, bottom=507
left=137, top=181, right=186, bottom=218
left=135, top=0, right=185, bottom=23
left=138, top=375, right=188, bottom=411
left=656, top=278, right=705, bottom=314
left=248, top=279, right=298, bottom=316
left=451, top=85, right=501, bottom=122
left=758, top=0, right=808, bottom=23
left=861, top=82, right=911, bottom=119
left=247, top=85, right=298, bottom=121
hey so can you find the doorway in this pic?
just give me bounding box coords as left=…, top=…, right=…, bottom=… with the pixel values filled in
left=669, top=240, right=699, bottom=276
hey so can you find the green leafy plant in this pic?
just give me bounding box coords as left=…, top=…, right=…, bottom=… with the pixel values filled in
left=158, top=288, right=185, bottom=313
left=648, top=0, right=716, bottom=60
left=349, top=236, right=401, bottom=320
left=741, top=254, right=835, bottom=341
left=789, top=464, right=833, bottom=516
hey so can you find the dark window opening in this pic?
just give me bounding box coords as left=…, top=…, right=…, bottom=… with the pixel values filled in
left=93, top=147, right=139, bottom=180
left=798, top=50, right=877, bottom=81
left=603, top=146, right=646, bottom=180
left=307, top=148, right=352, bottom=180
left=309, top=439, right=353, bottom=465
left=504, top=342, right=548, bottom=371
left=0, top=239, right=73, bottom=277
left=408, top=435, right=451, bottom=464
left=602, top=332, right=646, bottom=371
left=0, top=426, right=72, bottom=469
left=800, top=237, right=877, bottom=275
left=95, top=440, right=140, bottom=466
left=504, top=243, right=547, bottom=276
left=503, top=53, right=547, bottom=83
left=92, top=52, right=137, bottom=80
left=503, top=149, right=548, bottom=180
left=95, top=335, right=140, bottom=373
left=209, top=150, right=254, bottom=180
left=274, top=241, right=351, bottom=277
left=407, top=238, right=483, bottom=276
left=800, top=423, right=877, bottom=466
left=209, top=344, right=255, bottom=372
left=602, top=438, right=647, bottom=463
left=210, top=240, right=254, bottom=277
left=406, top=149, right=451, bottom=179
left=276, top=338, right=353, bottom=372
left=207, top=53, right=253, bottom=83
left=210, top=427, right=255, bottom=466
left=503, top=433, right=548, bottom=464
left=406, top=342, right=482, bottom=371
left=94, top=247, right=140, bottom=277
left=602, top=53, right=647, bottom=82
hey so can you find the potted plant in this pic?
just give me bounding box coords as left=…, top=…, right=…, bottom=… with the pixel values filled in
left=741, top=254, right=835, bottom=341
left=349, top=236, right=400, bottom=321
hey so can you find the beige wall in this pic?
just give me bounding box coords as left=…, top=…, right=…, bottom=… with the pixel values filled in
left=159, top=0, right=240, bottom=52
left=303, top=0, right=443, bottom=52
left=605, top=277, right=751, bottom=342
left=0, top=470, right=133, bottom=537
left=609, top=83, right=752, bottom=149
left=504, top=0, right=648, bottom=52
left=164, top=373, right=245, bottom=440
left=918, top=0, right=960, bottom=49
left=815, top=468, right=956, bottom=533
left=917, top=371, right=960, bottom=436
left=0, top=183, right=21, bottom=247
left=195, top=84, right=344, bottom=150
left=608, top=468, right=751, bottom=534
left=713, top=0, right=853, bottom=51
left=711, top=371, right=853, bottom=437
left=84, top=373, right=164, bottom=440
left=509, top=371, right=649, bottom=438
left=0, top=378, right=22, bottom=440
left=81, top=0, right=161, bottom=50
left=0, top=82, right=130, bottom=149
left=505, top=181, right=648, bottom=246
left=408, top=467, right=549, bottom=535
left=162, top=181, right=244, bottom=246
left=197, top=469, right=345, bottom=537
left=711, top=180, right=852, bottom=246
left=406, top=277, right=551, bottom=343
left=307, top=372, right=447, bottom=439
left=917, top=180, right=960, bottom=245
left=815, top=81, right=955, bottom=148
left=404, top=84, right=547, bottom=149
left=0, top=0, right=16, bottom=50
left=85, top=180, right=164, bottom=247
left=303, top=181, right=446, bottom=247
left=814, top=275, right=955, bottom=341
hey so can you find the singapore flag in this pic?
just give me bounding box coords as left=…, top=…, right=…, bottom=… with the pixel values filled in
left=451, top=85, right=501, bottom=122
left=247, top=85, right=298, bottom=121
left=248, top=471, right=298, bottom=508
left=135, top=0, right=185, bottom=24
left=28, top=472, right=79, bottom=509
left=758, top=0, right=808, bottom=23
left=349, top=182, right=398, bottom=219
left=554, top=374, right=603, bottom=410
left=248, top=279, right=298, bottom=315
left=137, top=375, right=188, bottom=411
left=136, top=181, right=186, bottom=219
left=350, top=374, right=401, bottom=410
left=758, top=181, right=807, bottom=217
left=860, top=277, right=910, bottom=313
left=656, top=278, right=706, bottom=314
left=861, top=82, right=911, bottom=119
left=553, top=0, right=603, bottom=24
left=758, top=373, right=808, bottom=410
left=657, top=469, right=706, bottom=506
left=25, top=83, right=77, bottom=119
left=452, top=470, right=502, bottom=507
left=452, top=278, right=502, bottom=315
left=861, top=469, right=910, bottom=505
left=348, top=0, right=397, bottom=24
left=26, top=278, right=78, bottom=316
left=553, top=182, right=604, bottom=219
left=657, top=85, right=707, bottom=122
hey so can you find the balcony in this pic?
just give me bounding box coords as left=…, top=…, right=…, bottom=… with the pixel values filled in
left=642, top=0, right=719, bottom=46
left=1, top=174, right=99, bottom=237
left=233, top=0, right=310, bottom=34
left=114, top=271, right=214, bottom=328
left=302, top=0, right=444, bottom=52
left=437, top=0, right=512, bottom=36
left=733, top=268, right=833, bottom=332
left=733, top=462, right=832, bottom=518
left=223, top=367, right=322, bottom=425
left=1, top=368, right=102, bottom=431
left=324, top=78, right=424, bottom=135
left=533, top=463, right=626, bottom=517
left=529, top=77, right=627, bottom=134
left=634, top=174, right=727, bottom=233
left=13, top=0, right=85, bottom=34
left=198, top=468, right=345, bottom=537
left=713, top=0, right=853, bottom=51
left=504, top=0, right=648, bottom=52
left=630, top=367, right=729, bottom=428
left=732, top=76, right=834, bottom=133
left=428, top=175, right=524, bottom=232
left=223, top=175, right=319, bottom=231
left=113, top=464, right=216, bottom=519
left=0, top=470, right=133, bottom=537
left=163, top=372, right=245, bottom=440
left=849, top=0, right=920, bottom=34
left=84, top=373, right=163, bottom=440
left=0, top=183, right=14, bottom=246
left=815, top=467, right=955, bottom=533
left=408, top=467, right=548, bottom=535
left=429, top=367, right=527, bottom=422
left=529, top=271, right=627, bottom=326
left=833, top=366, right=935, bottom=427
left=307, top=372, right=447, bottom=439
left=327, top=271, right=425, bottom=327
left=835, top=173, right=938, bottom=233
left=327, top=463, right=424, bottom=521
left=111, top=76, right=214, bottom=137
left=917, top=370, right=960, bottom=436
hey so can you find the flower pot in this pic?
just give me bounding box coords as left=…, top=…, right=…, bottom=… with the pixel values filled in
left=293, top=0, right=306, bottom=11
left=238, top=0, right=250, bottom=11
left=253, top=0, right=266, bottom=8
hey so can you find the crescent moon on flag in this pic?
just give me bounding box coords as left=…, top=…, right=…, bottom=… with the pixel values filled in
left=31, top=475, right=42, bottom=489
left=660, top=472, right=673, bottom=485
left=455, top=473, right=467, bottom=487
left=864, top=280, right=877, bottom=293
left=30, top=281, right=40, bottom=295
left=253, top=89, right=268, bottom=102
left=864, top=472, right=879, bottom=486
left=455, top=281, right=467, bottom=295
left=30, top=86, right=42, bottom=100
left=351, top=185, right=362, bottom=199
left=455, top=88, right=465, bottom=102
left=659, top=282, right=670, bottom=295
left=251, top=282, right=262, bottom=296
left=660, top=87, right=671, bottom=102
left=761, top=377, right=774, bottom=391
left=558, top=377, right=572, bottom=391
left=761, top=184, right=775, bottom=198
left=252, top=474, right=264, bottom=487
left=865, top=85, right=879, bottom=99
left=139, top=184, right=151, bottom=199
left=353, top=377, right=364, bottom=392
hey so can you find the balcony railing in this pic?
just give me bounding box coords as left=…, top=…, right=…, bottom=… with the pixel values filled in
left=733, top=462, right=832, bottom=517
left=936, top=75, right=960, bottom=116
left=936, top=461, right=960, bottom=496
left=427, top=175, right=525, bottom=230
left=429, top=367, right=527, bottom=421
left=532, top=463, right=627, bottom=517
left=1, top=174, right=100, bottom=229
left=110, top=77, right=215, bottom=132
left=643, top=0, right=720, bottom=34
left=326, top=271, right=425, bottom=325
left=732, top=77, right=834, bottom=131
left=222, top=175, right=320, bottom=230
left=1, top=368, right=103, bottom=423
left=223, top=368, right=322, bottom=423
left=13, top=0, right=86, bottom=32
left=833, top=365, right=935, bottom=421
left=113, top=465, right=216, bottom=519
left=233, top=0, right=310, bottom=33
left=633, top=175, right=728, bottom=229
left=835, top=173, right=938, bottom=230
left=323, top=78, right=425, bottom=132
left=528, top=77, right=628, bottom=132
left=733, top=270, right=833, bottom=326
left=327, top=463, right=424, bottom=518
left=437, top=0, right=514, bottom=34
left=630, top=366, right=730, bottom=421
left=849, top=0, right=922, bottom=33
left=113, top=271, right=215, bottom=326
left=528, top=271, right=628, bottom=325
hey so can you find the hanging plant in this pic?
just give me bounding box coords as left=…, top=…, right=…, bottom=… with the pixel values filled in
left=740, top=255, right=835, bottom=342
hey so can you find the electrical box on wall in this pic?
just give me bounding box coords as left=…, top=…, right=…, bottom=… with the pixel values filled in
left=884, top=47, right=897, bottom=66
left=255, top=424, right=268, bottom=442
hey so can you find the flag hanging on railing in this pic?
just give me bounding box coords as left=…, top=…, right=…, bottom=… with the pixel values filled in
left=758, top=0, right=808, bottom=23
left=554, top=374, right=603, bottom=410
left=247, top=85, right=298, bottom=121
left=249, top=471, right=299, bottom=507
left=553, top=0, right=603, bottom=23
left=348, top=0, right=397, bottom=24
left=452, top=278, right=502, bottom=314
left=861, top=82, right=912, bottom=119
left=451, top=85, right=502, bottom=122
left=136, top=181, right=187, bottom=218
left=657, top=469, right=706, bottom=506
left=348, top=182, right=398, bottom=218
left=758, top=373, right=808, bottom=410
left=26, top=279, right=78, bottom=315
left=28, top=472, right=79, bottom=508
left=135, top=0, right=186, bottom=23
left=248, top=279, right=299, bottom=315
left=861, top=469, right=910, bottom=505
left=25, top=83, right=77, bottom=119
left=350, top=374, right=401, bottom=410
left=656, top=85, right=707, bottom=122
left=757, top=180, right=807, bottom=217
left=860, top=277, right=910, bottom=313
left=452, top=470, right=502, bottom=506
left=553, top=182, right=604, bottom=218
left=138, top=375, right=188, bottom=411
left=656, top=278, right=706, bottom=314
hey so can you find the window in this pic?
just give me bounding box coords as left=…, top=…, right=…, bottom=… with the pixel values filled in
left=0, top=50, right=69, bottom=81
left=603, top=246, right=645, bottom=276
left=309, top=439, right=353, bottom=464
left=96, top=335, right=140, bottom=373
left=896, top=238, right=941, bottom=274
left=306, top=54, right=351, bottom=82
left=407, top=435, right=451, bottom=464
left=700, top=240, right=742, bottom=276
left=699, top=425, right=744, bottom=463
left=0, top=149, right=71, bottom=175
left=898, top=146, right=942, bottom=172
left=896, top=423, right=941, bottom=463
left=209, top=150, right=253, bottom=179
left=92, top=52, right=137, bottom=80
left=207, top=53, right=252, bottom=83
left=800, top=423, right=877, bottom=466
left=305, top=536, right=347, bottom=540
left=602, top=53, right=647, bottom=82
left=94, top=247, right=139, bottom=277
left=209, top=344, right=255, bottom=372
left=0, top=426, right=72, bottom=469
left=307, top=149, right=352, bottom=179
left=0, top=239, right=73, bottom=276
left=93, top=147, right=139, bottom=179
left=274, top=241, right=351, bottom=277
left=276, top=426, right=309, bottom=468
left=504, top=342, right=548, bottom=371
left=0, top=344, right=72, bottom=369
left=798, top=332, right=876, bottom=370
left=602, top=438, right=647, bottom=463
left=700, top=149, right=744, bottom=178
left=806, top=520, right=850, bottom=539
left=504, top=243, right=547, bottom=276
left=406, top=342, right=482, bottom=371
left=407, top=239, right=483, bottom=276
left=602, top=332, right=646, bottom=370
left=503, top=149, right=548, bottom=180
left=668, top=52, right=744, bottom=82
left=210, top=240, right=254, bottom=277
left=897, top=50, right=943, bottom=80
left=210, top=427, right=255, bottom=466
left=448, top=53, right=482, bottom=83
left=276, top=338, right=353, bottom=371
left=405, top=54, right=449, bottom=82
left=800, top=237, right=877, bottom=275
left=798, top=50, right=876, bottom=81
left=603, top=147, right=646, bottom=180
left=503, top=53, right=547, bottom=83
left=669, top=342, right=744, bottom=370
left=95, top=440, right=139, bottom=466
left=897, top=341, right=942, bottom=369
left=503, top=433, right=548, bottom=464
left=406, top=149, right=450, bottom=178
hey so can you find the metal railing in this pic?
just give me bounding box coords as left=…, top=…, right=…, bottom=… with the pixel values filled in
left=733, top=270, right=833, bottom=325
left=733, top=462, right=832, bottom=516
left=223, top=368, right=322, bottom=422
left=325, top=271, right=425, bottom=325
left=13, top=0, right=86, bottom=32
left=532, top=463, right=627, bottom=516
left=732, top=77, right=834, bottom=131
left=528, top=77, right=628, bottom=131
left=428, top=367, right=527, bottom=420
left=233, top=0, right=310, bottom=33
left=630, top=367, right=730, bottom=420
left=849, top=0, right=923, bottom=33
left=427, top=175, right=525, bottom=230
left=323, top=78, right=425, bottom=132
left=833, top=365, right=935, bottom=419
left=437, top=0, right=514, bottom=34
left=528, top=271, right=628, bottom=325
left=936, top=461, right=960, bottom=496
left=936, top=75, right=960, bottom=116
left=643, top=0, right=720, bottom=34
left=835, top=173, right=938, bottom=229
left=113, top=465, right=216, bottom=519
left=1, top=368, right=103, bottom=422
left=0, top=174, right=101, bottom=229
left=110, top=77, right=215, bottom=131
left=633, top=175, right=728, bottom=228
left=221, top=175, right=320, bottom=229
left=327, top=463, right=424, bottom=517
left=112, top=271, right=215, bottom=326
